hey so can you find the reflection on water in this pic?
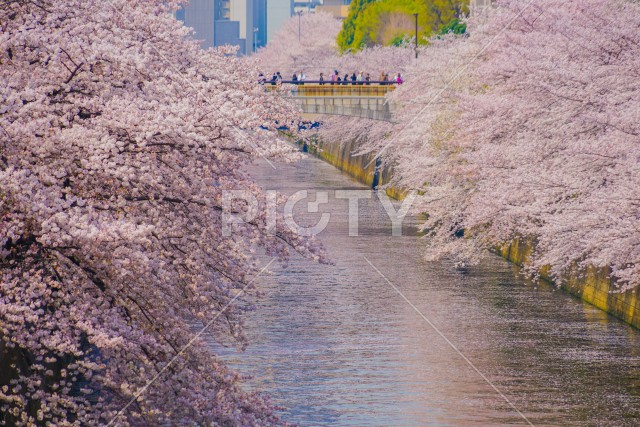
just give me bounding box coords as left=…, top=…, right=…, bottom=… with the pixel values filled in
left=213, top=154, right=640, bottom=426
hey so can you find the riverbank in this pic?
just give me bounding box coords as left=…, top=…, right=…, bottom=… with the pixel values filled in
left=300, top=138, right=405, bottom=200
left=298, top=137, right=640, bottom=329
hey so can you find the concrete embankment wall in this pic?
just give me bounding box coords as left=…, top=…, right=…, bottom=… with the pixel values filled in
left=499, top=238, right=640, bottom=329
left=301, top=138, right=640, bottom=329
left=301, top=138, right=405, bottom=200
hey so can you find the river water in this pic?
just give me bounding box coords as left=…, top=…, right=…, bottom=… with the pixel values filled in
left=216, top=153, right=640, bottom=426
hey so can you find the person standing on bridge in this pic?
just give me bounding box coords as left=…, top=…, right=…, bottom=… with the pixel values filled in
left=378, top=72, right=386, bottom=85
left=350, top=72, right=357, bottom=85
left=331, top=70, right=338, bottom=85
left=343, top=73, right=349, bottom=85
left=365, top=73, right=371, bottom=85
left=396, top=73, right=403, bottom=84
left=291, top=72, right=298, bottom=84
left=298, top=70, right=306, bottom=85
left=319, top=72, right=325, bottom=85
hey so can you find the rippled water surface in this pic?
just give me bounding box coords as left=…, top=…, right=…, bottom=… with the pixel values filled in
left=216, top=154, right=640, bottom=426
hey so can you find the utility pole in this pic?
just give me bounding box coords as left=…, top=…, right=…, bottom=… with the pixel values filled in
left=413, top=13, right=418, bottom=59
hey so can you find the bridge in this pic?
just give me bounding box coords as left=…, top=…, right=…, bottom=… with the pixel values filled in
left=268, top=83, right=397, bottom=122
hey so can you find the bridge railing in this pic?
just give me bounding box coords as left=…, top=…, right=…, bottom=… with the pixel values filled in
left=268, top=80, right=400, bottom=85
left=265, top=82, right=398, bottom=97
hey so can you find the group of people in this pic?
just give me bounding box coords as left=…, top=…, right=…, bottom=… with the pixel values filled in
left=258, top=70, right=403, bottom=85
left=320, top=70, right=403, bottom=85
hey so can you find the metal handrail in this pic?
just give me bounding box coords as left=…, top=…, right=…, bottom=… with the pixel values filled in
left=284, top=95, right=390, bottom=99
left=263, top=80, right=401, bottom=85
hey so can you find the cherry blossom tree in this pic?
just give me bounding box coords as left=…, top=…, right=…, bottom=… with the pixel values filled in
left=0, top=0, right=318, bottom=425
left=256, top=12, right=412, bottom=81
left=378, top=0, right=640, bottom=290
left=254, top=12, right=342, bottom=79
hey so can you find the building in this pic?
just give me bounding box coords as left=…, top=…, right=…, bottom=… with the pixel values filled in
left=177, top=0, right=262, bottom=54
left=254, top=0, right=267, bottom=50
left=266, top=0, right=294, bottom=42
left=176, top=0, right=217, bottom=48
left=294, top=0, right=321, bottom=14
left=215, top=21, right=246, bottom=53
left=178, top=0, right=298, bottom=51
left=230, top=0, right=254, bottom=54
left=315, top=0, right=350, bottom=19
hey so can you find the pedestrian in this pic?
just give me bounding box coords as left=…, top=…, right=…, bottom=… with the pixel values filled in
left=365, top=73, right=371, bottom=85
left=357, top=71, right=364, bottom=85
left=291, top=72, right=298, bottom=84
left=298, top=70, right=306, bottom=85
left=383, top=73, right=389, bottom=85
left=396, top=73, right=403, bottom=84
left=378, top=71, right=386, bottom=85
left=270, top=73, right=277, bottom=85
left=276, top=71, right=282, bottom=86
left=331, top=70, right=338, bottom=85
left=319, top=72, right=325, bottom=85
left=350, top=72, right=357, bottom=85
left=343, top=73, right=349, bottom=85
left=258, top=72, right=266, bottom=85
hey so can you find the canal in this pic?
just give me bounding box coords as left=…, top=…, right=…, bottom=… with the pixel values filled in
left=213, top=152, right=640, bottom=426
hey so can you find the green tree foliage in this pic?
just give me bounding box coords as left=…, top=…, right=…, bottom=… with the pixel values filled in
left=337, top=0, right=468, bottom=51
left=438, top=17, right=467, bottom=35
left=337, top=0, right=377, bottom=50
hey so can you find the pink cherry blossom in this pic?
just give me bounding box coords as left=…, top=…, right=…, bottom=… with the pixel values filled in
left=372, top=0, right=640, bottom=291
left=1, top=0, right=319, bottom=425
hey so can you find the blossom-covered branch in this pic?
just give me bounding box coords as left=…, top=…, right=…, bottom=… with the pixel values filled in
left=0, top=0, right=319, bottom=425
